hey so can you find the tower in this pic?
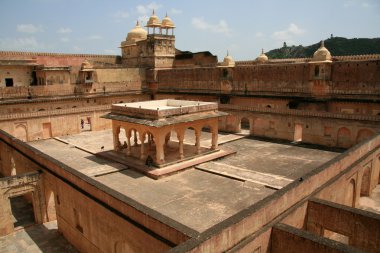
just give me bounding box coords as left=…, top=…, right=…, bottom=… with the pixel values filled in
left=119, top=11, right=176, bottom=69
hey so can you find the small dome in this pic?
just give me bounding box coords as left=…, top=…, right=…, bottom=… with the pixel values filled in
left=126, top=21, right=147, bottom=43
left=222, top=51, right=235, bottom=67
left=81, top=59, right=93, bottom=70
left=313, top=41, right=332, bottom=62
left=146, top=10, right=161, bottom=27
left=161, top=14, right=175, bottom=28
left=256, top=49, right=268, bottom=63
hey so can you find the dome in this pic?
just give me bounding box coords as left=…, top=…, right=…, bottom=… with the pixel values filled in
left=81, top=59, right=93, bottom=70
left=161, top=14, right=175, bottom=28
left=126, top=21, right=147, bottom=43
left=313, top=40, right=332, bottom=62
left=222, top=51, right=235, bottom=67
left=256, top=49, right=268, bottom=63
left=146, top=10, right=161, bottom=27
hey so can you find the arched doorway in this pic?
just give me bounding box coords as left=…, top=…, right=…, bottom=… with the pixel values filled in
left=118, top=127, right=128, bottom=149
left=294, top=124, right=303, bottom=142
left=14, top=124, right=27, bottom=142
left=337, top=127, right=351, bottom=148
left=240, top=117, right=250, bottom=135
left=356, top=129, right=375, bottom=144
left=346, top=179, right=356, bottom=207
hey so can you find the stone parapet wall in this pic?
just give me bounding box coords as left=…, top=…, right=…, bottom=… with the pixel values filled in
left=0, top=82, right=143, bottom=99
left=219, top=104, right=380, bottom=122
left=169, top=134, right=380, bottom=252
left=0, top=105, right=111, bottom=121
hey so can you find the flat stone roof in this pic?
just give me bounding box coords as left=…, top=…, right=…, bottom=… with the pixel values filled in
left=110, top=99, right=218, bottom=120
left=29, top=130, right=340, bottom=233
left=102, top=111, right=227, bottom=127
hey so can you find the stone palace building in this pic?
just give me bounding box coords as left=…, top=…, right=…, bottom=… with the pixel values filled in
left=0, top=12, right=380, bottom=253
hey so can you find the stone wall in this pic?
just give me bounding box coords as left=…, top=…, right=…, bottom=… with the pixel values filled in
left=218, top=104, right=380, bottom=148
left=153, top=60, right=380, bottom=100
left=0, top=65, right=34, bottom=87
left=169, top=134, right=380, bottom=252
left=0, top=130, right=190, bottom=252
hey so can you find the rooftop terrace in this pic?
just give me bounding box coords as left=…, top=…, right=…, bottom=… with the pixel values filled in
left=29, top=129, right=340, bottom=233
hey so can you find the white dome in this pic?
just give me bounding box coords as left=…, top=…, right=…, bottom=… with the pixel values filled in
left=313, top=40, right=332, bottom=62
left=125, top=21, right=147, bottom=44
left=256, top=49, right=268, bottom=63
left=222, top=51, right=235, bottom=67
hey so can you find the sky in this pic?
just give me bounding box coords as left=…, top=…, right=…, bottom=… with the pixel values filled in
left=0, top=0, right=379, bottom=61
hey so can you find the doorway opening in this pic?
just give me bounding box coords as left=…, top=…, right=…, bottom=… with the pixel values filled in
left=80, top=116, right=91, bottom=131
left=294, top=124, right=303, bottom=142
left=5, top=78, right=14, bottom=87
left=240, top=117, right=250, bottom=135
left=10, top=193, right=35, bottom=230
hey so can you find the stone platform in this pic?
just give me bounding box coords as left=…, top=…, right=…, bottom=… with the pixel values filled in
left=97, top=148, right=236, bottom=179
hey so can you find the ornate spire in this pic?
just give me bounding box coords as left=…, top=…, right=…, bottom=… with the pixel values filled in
left=227, top=50, right=229, bottom=56
left=261, top=48, right=264, bottom=54
left=320, top=40, right=325, bottom=48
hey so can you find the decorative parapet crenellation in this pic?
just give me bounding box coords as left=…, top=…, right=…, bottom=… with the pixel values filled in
left=219, top=104, right=380, bottom=122
left=0, top=171, right=41, bottom=189
left=0, top=105, right=111, bottom=121
left=235, top=54, right=380, bottom=66
left=0, top=50, right=119, bottom=59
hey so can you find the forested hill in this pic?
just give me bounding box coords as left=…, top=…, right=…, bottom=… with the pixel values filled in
left=266, top=37, right=380, bottom=59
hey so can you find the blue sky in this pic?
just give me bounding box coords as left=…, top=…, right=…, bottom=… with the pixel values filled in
left=0, top=0, right=379, bottom=61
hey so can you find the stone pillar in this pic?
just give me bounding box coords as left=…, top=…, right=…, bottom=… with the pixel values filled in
left=0, top=196, right=13, bottom=236
left=155, top=135, right=165, bottom=164
left=211, top=128, right=218, bottom=150
left=140, top=133, right=146, bottom=160
left=177, top=131, right=185, bottom=159
left=134, top=130, right=138, bottom=146
left=165, top=132, right=171, bottom=147
left=126, top=131, right=131, bottom=156
left=113, top=126, right=120, bottom=151
left=195, top=131, right=201, bottom=154
left=148, top=133, right=152, bottom=150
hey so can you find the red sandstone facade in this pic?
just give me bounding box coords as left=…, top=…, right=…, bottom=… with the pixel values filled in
left=0, top=14, right=380, bottom=253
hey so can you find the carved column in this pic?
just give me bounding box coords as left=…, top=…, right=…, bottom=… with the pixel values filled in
left=165, top=132, right=171, bottom=147
left=211, top=122, right=218, bottom=150
left=177, top=130, right=185, bottom=159
left=195, top=130, right=201, bottom=154
left=126, top=130, right=131, bottom=156
left=113, top=125, right=120, bottom=151
left=134, top=130, right=138, bottom=146
left=140, top=133, right=146, bottom=160
left=155, top=135, right=165, bottom=164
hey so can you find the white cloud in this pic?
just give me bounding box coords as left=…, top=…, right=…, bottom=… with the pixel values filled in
left=191, top=17, right=231, bottom=36
left=17, top=24, right=43, bottom=34
left=88, top=35, right=102, bottom=40
left=255, top=32, right=265, bottom=38
left=113, top=10, right=129, bottom=19
left=104, top=49, right=117, bottom=54
left=135, top=2, right=163, bottom=24
left=272, top=23, right=305, bottom=42
left=136, top=2, right=162, bottom=15
left=0, top=37, right=51, bottom=50
left=344, top=0, right=372, bottom=8
left=170, top=8, right=182, bottom=15
left=57, top=27, right=72, bottom=34
left=60, top=37, right=69, bottom=42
